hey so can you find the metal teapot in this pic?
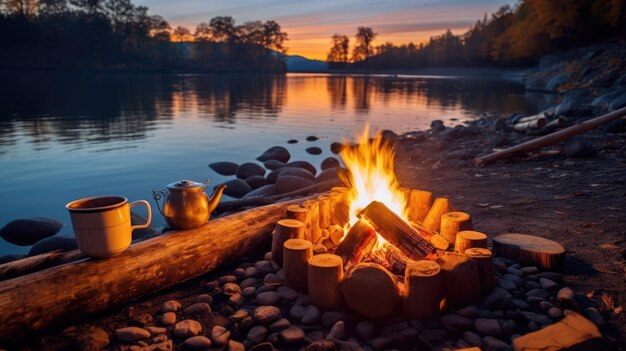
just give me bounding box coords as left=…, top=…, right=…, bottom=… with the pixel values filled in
left=152, top=180, right=227, bottom=229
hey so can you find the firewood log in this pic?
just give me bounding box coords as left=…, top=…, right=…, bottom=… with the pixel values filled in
left=379, top=242, right=416, bottom=275
left=492, top=233, right=565, bottom=271
left=328, top=224, right=344, bottom=246
left=465, top=248, right=495, bottom=294
left=513, top=117, right=546, bottom=132
left=454, top=230, right=487, bottom=255
left=301, top=199, right=322, bottom=244
left=407, top=190, right=433, bottom=223
left=358, top=201, right=436, bottom=260
left=272, top=219, right=305, bottom=266
left=422, top=198, right=451, bottom=232
left=334, top=219, right=377, bottom=266
left=512, top=313, right=606, bottom=351
left=317, top=194, right=332, bottom=230
left=283, top=239, right=312, bottom=290
left=430, top=234, right=450, bottom=251
left=403, top=260, right=442, bottom=319
left=330, top=187, right=350, bottom=227
left=440, top=212, right=473, bottom=246
left=286, top=205, right=311, bottom=242
left=308, top=254, right=344, bottom=310
left=340, top=263, right=400, bottom=318
left=0, top=195, right=317, bottom=342
left=436, top=252, right=480, bottom=308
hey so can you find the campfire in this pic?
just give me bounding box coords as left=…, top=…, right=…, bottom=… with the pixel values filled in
left=271, top=127, right=494, bottom=319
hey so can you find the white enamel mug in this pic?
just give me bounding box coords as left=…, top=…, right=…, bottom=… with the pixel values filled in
left=66, top=195, right=151, bottom=258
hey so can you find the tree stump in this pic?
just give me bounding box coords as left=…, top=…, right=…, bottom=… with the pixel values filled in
left=308, top=254, right=344, bottom=310
left=272, top=219, right=305, bottom=266
left=492, top=233, right=565, bottom=271
left=283, top=239, right=312, bottom=290
left=422, top=198, right=451, bottom=232
left=286, top=205, right=311, bottom=242
left=465, top=248, right=495, bottom=294
left=340, top=263, right=400, bottom=319
left=454, top=230, right=487, bottom=255
left=436, top=252, right=480, bottom=308
left=440, top=212, right=473, bottom=246
left=403, top=260, right=442, bottom=319
left=407, top=190, right=433, bottom=223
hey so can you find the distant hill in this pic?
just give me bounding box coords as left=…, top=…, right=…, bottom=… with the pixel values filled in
left=285, top=55, right=328, bottom=72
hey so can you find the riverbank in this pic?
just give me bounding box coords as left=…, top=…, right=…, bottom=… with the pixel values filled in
left=323, top=67, right=527, bottom=83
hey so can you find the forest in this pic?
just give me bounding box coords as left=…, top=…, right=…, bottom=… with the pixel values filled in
left=0, top=0, right=288, bottom=72
left=328, top=0, right=626, bottom=69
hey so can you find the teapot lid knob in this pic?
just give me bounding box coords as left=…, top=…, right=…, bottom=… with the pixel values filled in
left=167, top=180, right=205, bottom=191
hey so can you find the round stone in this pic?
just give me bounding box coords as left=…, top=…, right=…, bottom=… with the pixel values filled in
left=184, top=303, right=211, bottom=316
left=247, top=326, right=269, bottom=344
left=253, top=306, right=281, bottom=324
left=174, top=320, right=202, bottom=338
left=289, top=304, right=306, bottom=321
left=211, top=325, right=231, bottom=346
left=115, top=327, right=150, bottom=343
left=223, top=283, right=242, bottom=296
left=280, top=326, right=305, bottom=345
left=356, top=321, right=376, bottom=340
left=277, top=286, right=298, bottom=301
left=301, top=305, right=321, bottom=325
left=240, top=278, right=257, bottom=289
left=269, top=318, right=291, bottom=332
left=160, top=312, right=177, bottom=326
left=441, top=314, right=473, bottom=331
left=474, top=319, right=502, bottom=336
left=243, top=286, right=256, bottom=297
left=183, top=336, right=212, bottom=350
left=257, top=291, right=282, bottom=306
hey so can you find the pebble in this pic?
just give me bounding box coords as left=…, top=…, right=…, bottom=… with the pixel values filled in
left=520, top=266, right=538, bottom=275
left=184, top=303, right=211, bottom=316
left=535, top=272, right=563, bottom=283
left=145, top=326, right=166, bottom=335
left=219, top=275, right=238, bottom=285
left=526, top=288, right=551, bottom=299
left=289, top=304, right=306, bottom=321
left=528, top=321, right=540, bottom=331
left=264, top=273, right=282, bottom=285
left=195, top=294, right=213, bottom=304
left=162, top=300, right=182, bottom=313
left=255, top=260, right=275, bottom=275
left=548, top=307, right=563, bottom=319
left=539, top=301, right=554, bottom=310
left=506, top=267, right=524, bottom=277
left=464, top=331, right=482, bottom=347
left=174, top=320, right=202, bottom=338
left=131, top=313, right=153, bottom=326
left=228, top=340, right=246, bottom=351
left=266, top=332, right=281, bottom=346
left=183, top=336, right=212, bottom=350
left=556, top=287, right=577, bottom=309
left=356, top=321, right=376, bottom=339
left=497, top=278, right=517, bottom=291
left=277, top=286, right=298, bottom=301
left=321, top=311, right=348, bottom=328
left=524, top=281, right=541, bottom=290
left=234, top=267, right=246, bottom=278
left=247, top=326, right=269, bottom=344
left=254, top=306, right=281, bottom=324
left=210, top=325, right=231, bottom=346
left=160, top=312, right=176, bottom=326
left=502, top=320, right=517, bottom=335
left=456, top=305, right=480, bottom=318
left=306, top=136, right=319, bottom=141
left=269, top=318, right=291, bottom=332
left=240, top=278, right=257, bottom=289
left=493, top=259, right=507, bottom=274
left=583, top=307, right=605, bottom=327
left=295, top=294, right=311, bottom=305
left=307, top=330, right=325, bottom=341
left=511, top=299, right=530, bottom=310
left=257, top=291, right=282, bottom=306
left=248, top=341, right=274, bottom=351
left=440, top=314, right=473, bottom=331
left=503, top=274, right=523, bottom=286
left=483, top=336, right=512, bottom=351
left=474, top=318, right=502, bottom=336
left=539, top=278, right=559, bottom=291
left=327, top=321, right=346, bottom=340
left=301, top=305, right=321, bottom=325
left=243, top=287, right=256, bottom=297
left=230, top=309, right=249, bottom=323
left=484, top=289, right=512, bottom=309
left=527, top=296, right=547, bottom=305
left=306, top=147, right=322, bottom=155
left=420, top=329, right=447, bottom=342
left=280, top=326, right=305, bottom=345
left=245, top=267, right=258, bottom=278
left=521, top=311, right=553, bottom=325
left=223, top=283, right=242, bottom=296
left=240, top=316, right=256, bottom=331
left=0, top=217, right=63, bottom=246
left=115, top=327, right=151, bottom=342
left=229, top=293, right=245, bottom=306
left=306, top=339, right=337, bottom=351
left=256, top=285, right=277, bottom=295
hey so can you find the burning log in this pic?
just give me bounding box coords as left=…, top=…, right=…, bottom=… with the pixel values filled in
left=317, top=194, right=332, bottom=230
left=465, top=248, right=495, bottom=294
left=358, top=201, right=436, bottom=260
left=340, top=263, right=400, bottom=319
left=308, top=254, right=344, bottom=310
left=422, top=198, right=452, bottom=232
left=492, top=233, right=565, bottom=271
left=379, top=242, right=415, bottom=275
left=436, top=252, right=480, bottom=308
left=330, top=187, right=350, bottom=227
left=272, top=219, right=305, bottom=266
left=406, top=190, right=433, bottom=223
left=328, top=224, right=344, bottom=246
left=334, top=219, right=377, bottom=266
left=301, top=200, right=322, bottom=244
left=440, top=212, right=473, bottom=246
left=283, top=239, right=312, bottom=290
left=403, top=260, right=443, bottom=319
left=286, top=205, right=311, bottom=242
left=454, top=230, right=488, bottom=254
left=430, top=234, right=450, bottom=251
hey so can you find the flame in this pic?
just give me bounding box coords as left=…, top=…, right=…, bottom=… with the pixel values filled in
left=339, top=125, right=409, bottom=249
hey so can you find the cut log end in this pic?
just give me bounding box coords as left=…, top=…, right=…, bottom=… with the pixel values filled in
left=493, top=233, right=566, bottom=271
left=454, top=230, right=488, bottom=254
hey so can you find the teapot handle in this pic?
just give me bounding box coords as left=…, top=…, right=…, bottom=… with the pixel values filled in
left=151, top=189, right=168, bottom=216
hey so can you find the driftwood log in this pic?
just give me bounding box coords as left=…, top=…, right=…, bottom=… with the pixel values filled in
left=0, top=195, right=320, bottom=341
left=475, top=106, right=626, bottom=166
left=493, top=233, right=566, bottom=271
left=0, top=250, right=85, bottom=281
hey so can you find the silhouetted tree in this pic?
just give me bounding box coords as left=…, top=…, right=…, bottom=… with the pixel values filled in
left=327, top=34, right=349, bottom=63
left=209, top=16, right=238, bottom=42
left=352, top=26, right=376, bottom=62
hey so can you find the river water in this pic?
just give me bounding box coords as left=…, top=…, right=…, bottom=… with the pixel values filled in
left=0, top=72, right=547, bottom=255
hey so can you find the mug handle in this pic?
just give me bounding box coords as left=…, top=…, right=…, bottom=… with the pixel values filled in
left=130, top=200, right=152, bottom=230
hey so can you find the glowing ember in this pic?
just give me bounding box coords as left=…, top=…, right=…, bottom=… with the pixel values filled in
left=339, top=126, right=410, bottom=246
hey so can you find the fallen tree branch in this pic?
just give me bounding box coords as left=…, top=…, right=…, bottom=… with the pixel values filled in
left=216, top=179, right=343, bottom=212
left=475, top=106, right=626, bottom=166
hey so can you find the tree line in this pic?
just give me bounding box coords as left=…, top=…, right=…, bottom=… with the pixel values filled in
left=0, top=0, right=288, bottom=72
left=328, top=0, right=626, bottom=69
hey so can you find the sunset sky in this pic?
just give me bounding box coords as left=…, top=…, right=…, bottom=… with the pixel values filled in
left=136, top=0, right=516, bottom=60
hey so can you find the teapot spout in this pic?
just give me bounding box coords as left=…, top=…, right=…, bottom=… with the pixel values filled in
left=207, top=184, right=227, bottom=214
